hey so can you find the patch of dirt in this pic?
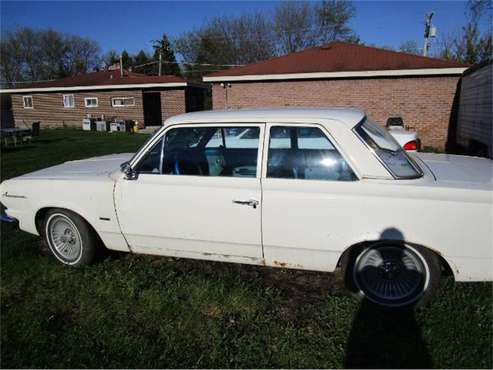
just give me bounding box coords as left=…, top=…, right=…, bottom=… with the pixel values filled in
left=169, top=256, right=347, bottom=303
left=125, top=253, right=349, bottom=322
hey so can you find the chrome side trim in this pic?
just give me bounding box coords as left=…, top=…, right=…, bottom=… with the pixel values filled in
left=2, top=192, right=27, bottom=199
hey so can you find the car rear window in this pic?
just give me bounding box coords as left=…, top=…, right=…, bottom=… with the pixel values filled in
left=354, top=120, right=422, bottom=179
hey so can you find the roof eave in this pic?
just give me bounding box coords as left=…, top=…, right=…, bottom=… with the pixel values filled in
left=0, top=82, right=188, bottom=94
left=203, top=68, right=467, bottom=82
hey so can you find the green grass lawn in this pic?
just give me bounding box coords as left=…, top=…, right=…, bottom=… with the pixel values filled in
left=1, top=129, right=492, bottom=368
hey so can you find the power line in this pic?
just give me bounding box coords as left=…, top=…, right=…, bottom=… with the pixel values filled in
left=131, top=59, right=245, bottom=70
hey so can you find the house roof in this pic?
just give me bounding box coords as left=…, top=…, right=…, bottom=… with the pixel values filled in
left=203, top=42, right=468, bottom=82
left=1, top=70, right=189, bottom=93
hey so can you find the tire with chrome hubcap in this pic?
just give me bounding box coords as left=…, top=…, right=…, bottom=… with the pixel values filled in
left=44, top=209, right=99, bottom=266
left=347, top=242, right=441, bottom=308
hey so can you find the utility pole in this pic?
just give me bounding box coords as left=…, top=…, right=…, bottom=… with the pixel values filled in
left=158, top=51, right=162, bottom=76
left=119, top=53, right=123, bottom=77
left=423, top=12, right=436, bottom=57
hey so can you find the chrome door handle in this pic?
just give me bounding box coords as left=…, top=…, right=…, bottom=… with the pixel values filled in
left=232, top=199, right=259, bottom=208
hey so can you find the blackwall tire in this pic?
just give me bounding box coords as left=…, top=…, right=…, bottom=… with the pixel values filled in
left=43, top=208, right=99, bottom=267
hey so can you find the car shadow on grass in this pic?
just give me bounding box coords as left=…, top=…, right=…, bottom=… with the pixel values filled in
left=141, top=251, right=432, bottom=368
left=344, top=299, right=431, bottom=368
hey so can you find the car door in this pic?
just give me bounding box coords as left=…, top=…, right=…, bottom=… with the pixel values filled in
left=114, top=123, right=265, bottom=261
left=260, top=123, right=361, bottom=271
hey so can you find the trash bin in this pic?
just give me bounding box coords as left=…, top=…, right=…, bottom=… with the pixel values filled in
left=82, top=118, right=96, bottom=131
left=96, top=120, right=108, bottom=132
left=110, top=120, right=125, bottom=132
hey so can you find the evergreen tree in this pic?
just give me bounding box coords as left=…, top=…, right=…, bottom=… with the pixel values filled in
left=152, top=33, right=181, bottom=76
left=132, top=50, right=152, bottom=74
left=121, top=50, right=131, bottom=70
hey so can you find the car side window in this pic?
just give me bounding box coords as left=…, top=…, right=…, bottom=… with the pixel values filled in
left=267, top=126, right=357, bottom=181
left=159, top=126, right=260, bottom=177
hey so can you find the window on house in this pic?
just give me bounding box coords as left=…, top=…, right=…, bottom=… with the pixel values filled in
left=84, top=97, right=98, bottom=107
left=63, top=94, right=75, bottom=108
left=267, top=126, right=357, bottom=181
left=22, top=96, right=33, bottom=108
left=112, top=97, right=135, bottom=107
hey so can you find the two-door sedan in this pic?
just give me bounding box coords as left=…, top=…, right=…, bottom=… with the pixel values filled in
left=1, top=108, right=491, bottom=308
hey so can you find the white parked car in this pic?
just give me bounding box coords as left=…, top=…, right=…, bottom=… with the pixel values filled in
left=1, top=108, right=491, bottom=308
left=386, top=117, right=419, bottom=151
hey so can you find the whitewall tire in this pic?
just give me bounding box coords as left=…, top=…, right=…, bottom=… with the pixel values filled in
left=43, top=209, right=99, bottom=267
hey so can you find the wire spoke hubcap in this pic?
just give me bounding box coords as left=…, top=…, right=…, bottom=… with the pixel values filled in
left=354, top=245, right=427, bottom=306
left=48, top=215, right=82, bottom=262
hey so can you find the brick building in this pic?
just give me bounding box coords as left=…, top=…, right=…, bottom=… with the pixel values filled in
left=2, top=70, right=207, bottom=128
left=204, top=42, right=468, bottom=149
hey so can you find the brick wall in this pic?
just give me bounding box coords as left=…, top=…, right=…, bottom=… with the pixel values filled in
left=160, top=89, right=186, bottom=121
left=212, top=76, right=461, bottom=149
left=11, top=87, right=189, bottom=128
left=11, top=90, right=144, bottom=128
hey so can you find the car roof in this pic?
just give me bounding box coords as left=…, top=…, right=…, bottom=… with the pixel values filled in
left=164, top=107, right=365, bottom=128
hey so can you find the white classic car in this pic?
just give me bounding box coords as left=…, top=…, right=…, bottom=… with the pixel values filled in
left=386, top=116, right=419, bottom=151
left=1, top=108, right=491, bottom=308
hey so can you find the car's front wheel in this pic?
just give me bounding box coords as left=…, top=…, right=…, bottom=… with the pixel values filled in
left=43, top=209, right=99, bottom=266
left=346, top=242, right=441, bottom=308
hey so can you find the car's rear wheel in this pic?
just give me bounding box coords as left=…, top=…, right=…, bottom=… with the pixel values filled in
left=347, top=242, right=441, bottom=308
left=44, top=209, right=99, bottom=266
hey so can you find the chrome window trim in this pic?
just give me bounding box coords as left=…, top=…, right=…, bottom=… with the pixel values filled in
left=266, top=124, right=359, bottom=182
left=131, top=123, right=265, bottom=178
left=352, top=119, right=423, bottom=180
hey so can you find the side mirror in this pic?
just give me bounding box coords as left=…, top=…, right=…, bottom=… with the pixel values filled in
left=120, top=161, right=137, bottom=180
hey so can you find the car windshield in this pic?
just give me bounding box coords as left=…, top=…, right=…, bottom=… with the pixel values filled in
left=354, top=120, right=422, bottom=179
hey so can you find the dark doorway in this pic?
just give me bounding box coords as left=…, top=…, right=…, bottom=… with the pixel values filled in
left=143, top=92, right=162, bottom=126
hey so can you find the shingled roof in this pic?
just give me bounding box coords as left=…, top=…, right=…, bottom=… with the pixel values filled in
left=2, top=70, right=188, bottom=93
left=204, top=42, right=468, bottom=82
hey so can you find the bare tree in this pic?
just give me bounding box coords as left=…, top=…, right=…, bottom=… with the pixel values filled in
left=435, top=32, right=459, bottom=60
left=38, top=30, right=67, bottom=78
left=315, top=0, right=358, bottom=44
left=398, top=40, right=420, bottom=55
left=174, top=12, right=275, bottom=80
left=468, top=0, right=492, bottom=22
left=174, top=1, right=357, bottom=80
left=274, top=1, right=314, bottom=54
left=0, top=31, right=24, bottom=87
left=0, top=28, right=100, bottom=86
left=16, top=28, right=43, bottom=81
left=63, top=35, right=100, bottom=74
left=433, top=0, right=492, bottom=63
